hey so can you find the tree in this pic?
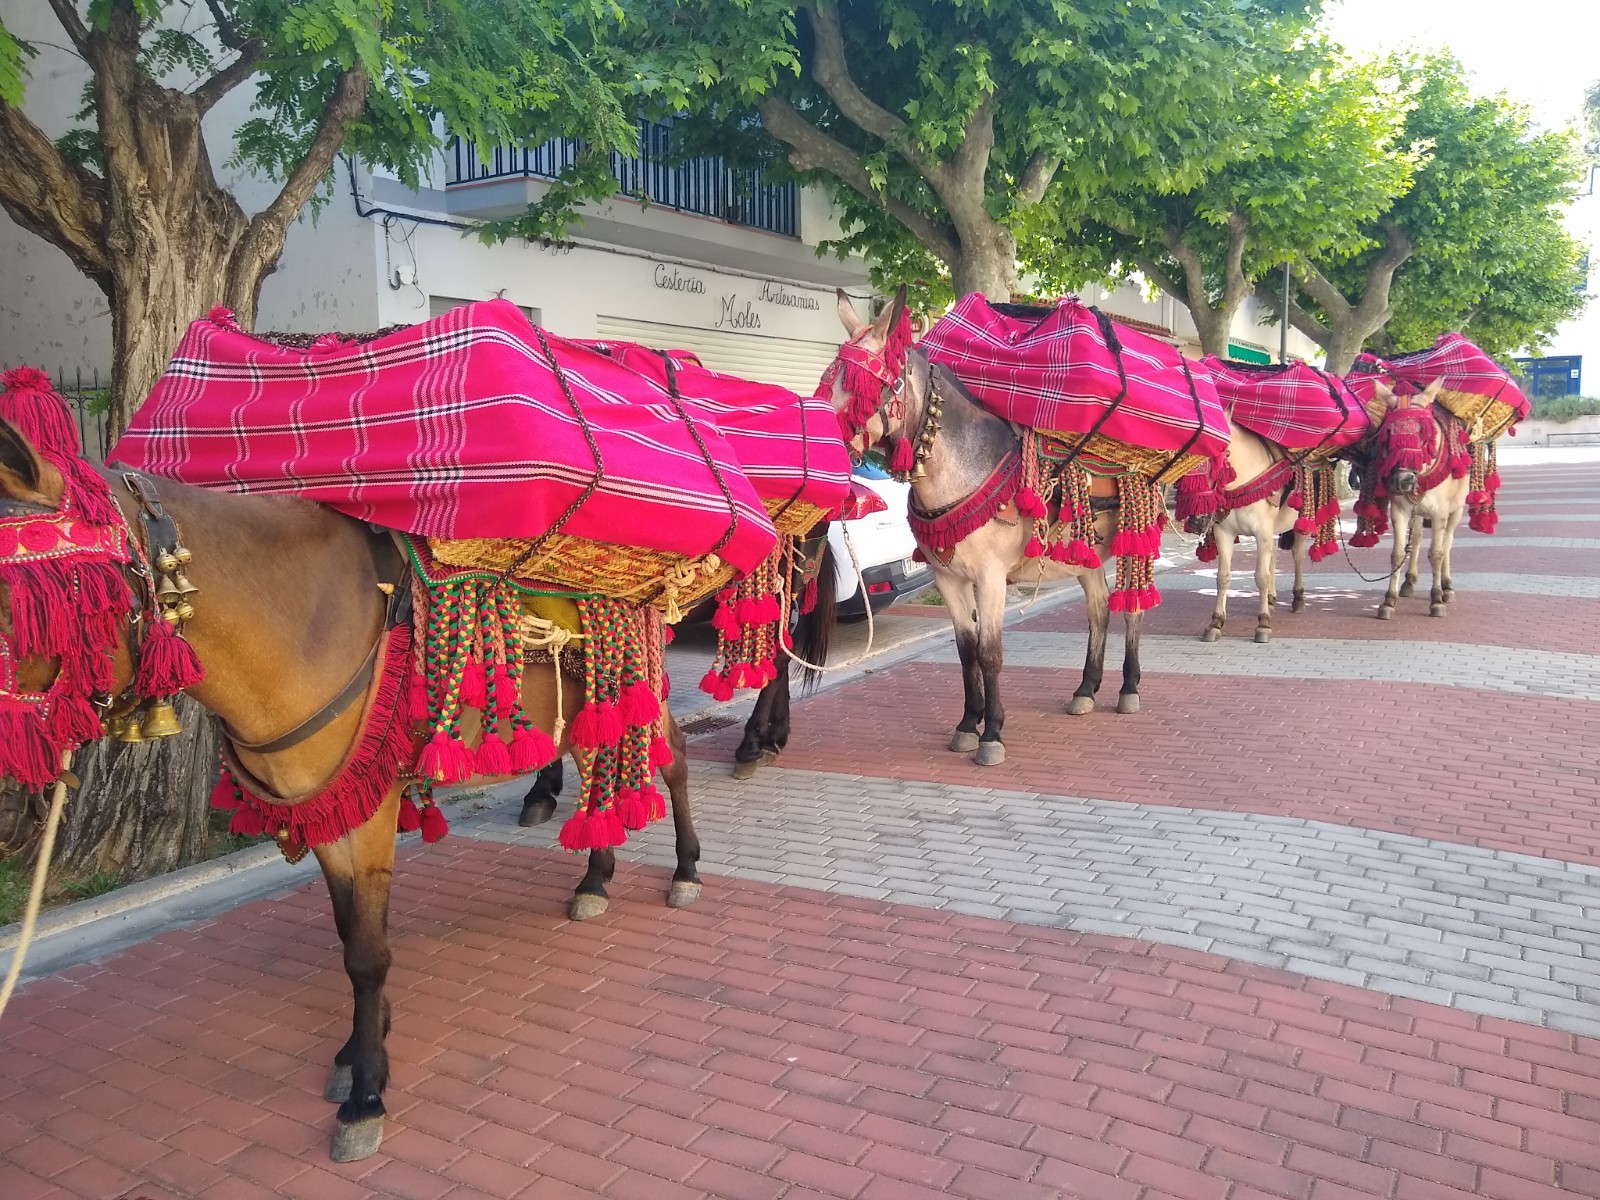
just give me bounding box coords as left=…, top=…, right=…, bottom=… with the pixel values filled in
left=1030, top=48, right=1417, bottom=357
left=0, top=0, right=634, bottom=883
left=625, top=0, right=1321, bottom=305
left=1259, top=53, right=1585, bottom=371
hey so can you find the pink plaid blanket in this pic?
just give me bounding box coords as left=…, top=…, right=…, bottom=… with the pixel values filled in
left=1346, top=333, right=1530, bottom=421
left=918, top=295, right=1230, bottom=463
left=1201, top=358, right=1371, bottom=452
left=112, top=301, right=844, bottom=577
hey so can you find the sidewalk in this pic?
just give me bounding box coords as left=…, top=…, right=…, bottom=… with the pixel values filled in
left=2, top=456, right=1598, bottom=1200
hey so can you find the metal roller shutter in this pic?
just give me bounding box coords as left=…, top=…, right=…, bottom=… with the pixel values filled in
left=594, top=315, right=838, bottom=394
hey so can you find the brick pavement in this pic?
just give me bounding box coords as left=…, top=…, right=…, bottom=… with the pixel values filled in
left=2, top=458, right=1599, bottom=1200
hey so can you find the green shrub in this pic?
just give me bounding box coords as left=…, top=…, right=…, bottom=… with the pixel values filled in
left=1531, top=395, right=1600, bottom=423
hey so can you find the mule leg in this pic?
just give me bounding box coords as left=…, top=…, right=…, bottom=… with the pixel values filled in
left=941, top=572, right=984, bottom=751
left=315, top=785, right=402, bottom=1162
left=517, top=757, right=564, bottom=827
left=1070, top=567, right=1109, bottom=711
left=733, top=670, right=784, bottom=780
left=1379, top=504, right=1407, bottom=619
left=1439, top=506, right=1462, bottom=604
left=660, top=711, right=701, bottom=908
left=973, top=565, right=1008, bottom=765
left=1399, top=513, right=1423, bottom=597
left=1117, top=608, right=1143, bottom=714
left=1429, top=507, right=1462, bottom=617
left=1291, top=533, right=1308, bottom=614
left=1254, top=532, right=1275, bottom=644
left=1202, top=529, right=1230, bottom=642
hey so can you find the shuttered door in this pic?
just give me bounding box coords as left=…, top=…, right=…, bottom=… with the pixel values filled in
left=594, top=315, right=838, bottom=394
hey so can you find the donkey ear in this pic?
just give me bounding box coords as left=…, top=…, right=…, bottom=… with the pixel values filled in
left=874, top=284, right=909, bottom=340
left=1422, top=377, right=1445, bottom=400
left=0, top=418, right=61, bottom=508
left=836, top=289, right=866, bottom=337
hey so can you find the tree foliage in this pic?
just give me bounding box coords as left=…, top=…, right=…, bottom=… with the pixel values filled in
left=1265, top=53, right=1586, bottom=370
left=1026, top=45, right=1417, bottom=355
left=623, top=0, right=1322, bottom=303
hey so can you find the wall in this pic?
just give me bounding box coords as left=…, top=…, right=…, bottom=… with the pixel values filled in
left=1078, top=278, right=1326, bottom=365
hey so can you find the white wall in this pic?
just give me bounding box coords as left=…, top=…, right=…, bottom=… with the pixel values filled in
left=1078, top=278, right=1325, bottom=364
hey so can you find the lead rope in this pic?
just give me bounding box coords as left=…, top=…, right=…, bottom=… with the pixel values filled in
left=774, top=524, right=875, bottom=674
left=0, top=749, right=73, bottom=1021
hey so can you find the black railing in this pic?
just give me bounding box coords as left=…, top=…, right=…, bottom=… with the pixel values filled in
left=448, top=119, right=798, bottom=238
left=52, top=367, right=111, bottom=461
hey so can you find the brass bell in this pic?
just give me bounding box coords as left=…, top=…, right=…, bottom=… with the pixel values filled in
left=138, top=701, right=183, bottom=739
left=155, top=574, right=183, bottom=603
left=112, top=712, right=147, bottom=743
left=156, top=551, right=179, bottom=574
left=173, top=601, right=195, bottom=622
left=173, top=545, right=192, bottom=566
left=161, top=607, right=183, bottom=626
left=912, top=458, right=929, bottom=480
left=171, top=570, right=198, bottom=596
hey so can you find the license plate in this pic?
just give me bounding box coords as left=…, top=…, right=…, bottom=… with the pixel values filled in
left=902, top=557, right=928, bottom=576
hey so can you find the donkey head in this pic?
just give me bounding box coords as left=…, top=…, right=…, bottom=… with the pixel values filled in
left=825, top=284, right=918, bottom=458
left=1373, top=378, right=1445, bottom=499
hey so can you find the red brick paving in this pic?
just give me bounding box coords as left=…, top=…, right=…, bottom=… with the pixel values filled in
left=700, top=666, right=1600, bottom=868
left=4, top=844, right=1600, bottom=1200
left=1016, top=581, right=1600, bottom=655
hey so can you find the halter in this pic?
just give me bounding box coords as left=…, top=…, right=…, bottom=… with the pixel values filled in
left=820, top=309, right=923, bottom=478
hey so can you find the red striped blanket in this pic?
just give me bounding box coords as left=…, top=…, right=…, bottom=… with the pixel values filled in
left=114, top=301, right=845, bottom=579
left=1201, top=358, right=1371, bottom=452
left=1346, top=333, right=1530, bottom=423
left=918, top=295, right=1230, bottom=464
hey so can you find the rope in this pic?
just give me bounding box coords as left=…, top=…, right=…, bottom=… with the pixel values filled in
left=776, top=523, right=876, bottom=674
left=0, top=750, right=73, bottom=1022
left=518, top=615, right=583, bottom=744
left=1340, top=520, right=1415, bottom=584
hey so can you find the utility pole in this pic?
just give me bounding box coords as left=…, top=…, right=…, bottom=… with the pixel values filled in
left=1279, top=261, right=1291, bottom=363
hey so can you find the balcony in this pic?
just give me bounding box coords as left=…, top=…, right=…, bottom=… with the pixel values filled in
left=446, top=119, right=798, bottom=239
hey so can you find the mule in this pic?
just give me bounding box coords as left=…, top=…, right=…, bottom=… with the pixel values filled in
left=1194, top=421, right=1311, bottom=644
left=0, top=416, right=697, bottom=1162
left=1366, top=379, right=1469, bottom=620
left=826, top=290, right=1147, bottom=767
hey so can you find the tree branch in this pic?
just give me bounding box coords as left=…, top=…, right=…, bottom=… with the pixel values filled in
left=193, top=39, right=265, bottom=113
left=0, top=101, right=111, bottom=288
left=1292, top=258, right=1353, bottom=323
left=1350, top=219, right=1414, bottom=331
left=758, top=94, right=961, bottom=267
left=202, top=0, right=253, bottom=51
left=1255, top=276, right=1330, bottom=350
left=1135, top=253, right=1188, bottom=310
left=1221, top=212, right=1252, bottom=309
left=44, top=0, right=91, bottom=54
left=230, top=64, right=368, bottom=304
left=1017, top=149, right=1060, bottom=207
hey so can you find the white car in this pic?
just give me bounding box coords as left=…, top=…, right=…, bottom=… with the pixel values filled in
left=830, top=465, right=935, bottom=618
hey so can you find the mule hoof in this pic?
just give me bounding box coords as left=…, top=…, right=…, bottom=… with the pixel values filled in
left=1430, top=602, right=1447, bottom=618
left=1199, top=627, right=1221, bottom=643
left=1399, top=580, right=1415, bottom=598
left=949, top=731, right=981, bottom=753
left=1292, top=594, right=1306, bottom=614
left=568, top=893, right=610, bottom=922
left=330, top=1115, right=384, bottom=1162
left=975, top=741, right=1006, bottom=766
left=518, top=799, right=556, bottom=828
left=731, top=758, right=761, bottom=780
left=1254, top=628, right=1272, bottom=644
left=1117, top=693, right=1141, bottom=715
left=323, top=1064, right=352, bottom=1104
left=1377, top=606, right=1394, bottom=621
left=667, top=881, right=702, bottom=909
left=1065, top=695, right=1096, bottom=716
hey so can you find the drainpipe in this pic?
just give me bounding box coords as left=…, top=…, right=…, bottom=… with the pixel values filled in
left=1279, top=261, right=1291, bottom=363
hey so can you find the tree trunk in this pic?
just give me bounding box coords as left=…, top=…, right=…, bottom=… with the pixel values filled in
left=950, top=226, right=1019, bottom=301
left=1190, top=300, right=1240, bottom=359
left=54, top=698, right=219, bottom=882
left=1323, top=323, right=1368, bottom=375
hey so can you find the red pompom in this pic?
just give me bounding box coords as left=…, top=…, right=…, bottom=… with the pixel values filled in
left=209, top=769, right=239, bottom=810
left=419, top=802, right=449, bottom=844
left=474, top=733, right=512, bottom=776
left=888, top=437, right=916, bottom=475
left=509, top=723, right=559, bottom=773
left=136, top=621, right=205, bottom=696
left=699, top=669, right=723, bottom=697
left=461, top=660, right=488, bottom=710
left=228, top=805, right=266, bottom=837
left=397, top=792, right=422, bottom=832
left=619, top=681, right=660, bottom=727
left=1024, top=535, right=1045, bottom=558
left=617, top=788, right=649, bottom=830
left=649, top=735, right=675, bottom=770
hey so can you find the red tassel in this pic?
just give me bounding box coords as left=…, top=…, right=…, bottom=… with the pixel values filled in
left=408, top=674, right=431, bottom=721
left=1047, top=541, right=1070, bottom=562
left=558, top=808, right=605, bottom=852
left=419, top=803, right=449, bottom=844
left=492, top=665, right=518, bottom=716
left=888, top=438, right=915, bottom=475
left=713, top=677, right=735, bottom=703
left=1016, top=487, right=1045, bottom=518
left=699, top=669, right=723, bottom=697
left=1485, top=472, right=1501, bottom=491
left=1196, top=537, right=1218, bottom=563
left=509, top=723, right=559, bottom=772
left=571, top=701, right=605, bottom=748
left=617, top=789, right=649, bottom=830
left=1024, top=535, right=1045, bottom=558
left=619, top=681, right=660, bottom=727
left=209, top=770, right=239, bottom=810
left=228, top=805, right=266, bottom=837
left=649, top=736, right=674, bottom=769
left=0, top=704, right=61, bottom=788
left=662, top=624, right=675, bottom=645
left=1294, top=517, right=1316, bottom=535
left=136, top=621, right=205, bottom=695
left=418, top=731, right=473, bottom=784
left=397, top=792, right=422, bottom=832
left=51, top=691, right=102, bottom=747
left=475, top=733, right=512, bottom=776
left=1107, top=591, right=1127, bottom=613
left=1286, top=491, right=1304, bottom=511
left=594, top=699, right=624, bottom=745
left=644, top=784, right=667, bottom=822
left=1349, top=531, right=1379, bottom=548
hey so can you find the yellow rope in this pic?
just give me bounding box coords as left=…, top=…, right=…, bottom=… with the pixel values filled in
left=0, top=751, right=73, bottom=1022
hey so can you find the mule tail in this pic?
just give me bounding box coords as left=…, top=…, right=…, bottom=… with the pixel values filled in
left=792, top=542, right=837, bottom=694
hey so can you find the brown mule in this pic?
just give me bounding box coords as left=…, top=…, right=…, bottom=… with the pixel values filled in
left=0, top=418, right=697, bottom=1162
